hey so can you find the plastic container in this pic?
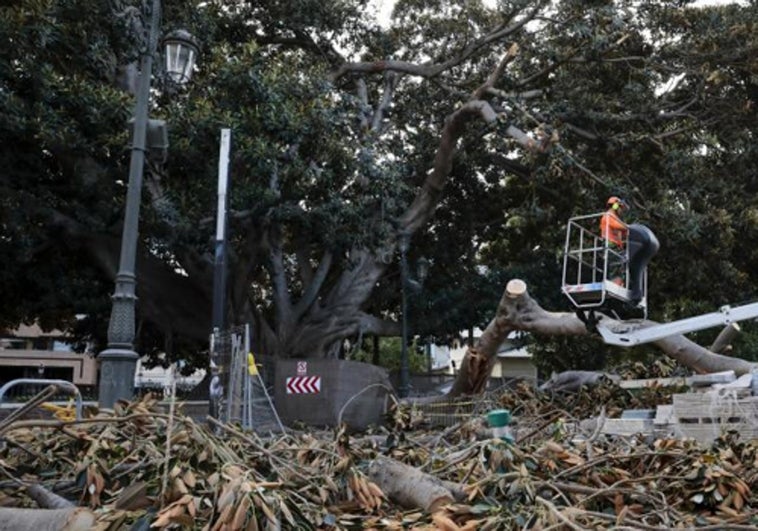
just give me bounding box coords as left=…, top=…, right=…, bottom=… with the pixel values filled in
left=487, top=409, right=514, bottom=443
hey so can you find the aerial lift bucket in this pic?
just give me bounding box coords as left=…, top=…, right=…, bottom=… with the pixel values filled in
left=561, top=213, right=655, bottom=318
left=561, top=213, right=758, bottom=347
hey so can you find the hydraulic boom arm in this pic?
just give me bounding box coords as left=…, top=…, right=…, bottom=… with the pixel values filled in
left=596, top=302, right=758, bottom=347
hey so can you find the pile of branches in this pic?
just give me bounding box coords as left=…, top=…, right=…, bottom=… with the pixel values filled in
left=0, top=387, right=757, bottom=530
left=501, top=378, right=686, bottom=419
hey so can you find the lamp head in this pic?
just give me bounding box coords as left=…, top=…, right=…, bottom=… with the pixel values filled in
left=163, top=29, right=199, bottom=85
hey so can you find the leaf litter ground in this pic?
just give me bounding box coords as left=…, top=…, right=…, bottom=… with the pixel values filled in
left=1, top=380, right=757, bottom=530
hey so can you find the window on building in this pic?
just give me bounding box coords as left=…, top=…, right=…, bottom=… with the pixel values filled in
left=1, top=339, right=26, bottom=350
left=52, top=341, right=74, bottom=352
left=32, top=337, right=51, bottom=350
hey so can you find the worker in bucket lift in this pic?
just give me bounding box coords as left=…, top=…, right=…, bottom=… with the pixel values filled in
left=600, top=196, right=629, bottom=285
left=600, top=196, right=628, bottom=247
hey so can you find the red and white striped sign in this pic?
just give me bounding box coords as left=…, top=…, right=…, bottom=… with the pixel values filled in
left=286, top=376, right=321, bottom=394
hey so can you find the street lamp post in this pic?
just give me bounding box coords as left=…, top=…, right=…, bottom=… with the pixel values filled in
left=98, top=0, right=198, bottom=408
left=398, top=233, right=429, bottom=398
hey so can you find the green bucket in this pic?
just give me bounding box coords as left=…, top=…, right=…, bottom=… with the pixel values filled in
left=487, top=409, right=514, bottom=443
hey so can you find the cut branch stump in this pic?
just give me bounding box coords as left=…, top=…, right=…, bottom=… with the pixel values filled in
left=367, top=456, right=455, bottom=512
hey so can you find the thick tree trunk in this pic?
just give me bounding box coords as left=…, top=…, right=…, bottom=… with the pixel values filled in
left=47, top=48, right=543, bottom=364
left=0, top=508, right=95, bottom=531
left=449, top=279, right=757, bottom=397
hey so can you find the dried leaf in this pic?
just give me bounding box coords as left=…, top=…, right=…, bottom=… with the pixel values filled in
left=459, top=520, right=483, bottom=531
left=152, top=504, right=186, bottom=528
left=245, top=515, right=260, bottom=531
left=230, top=495, right=251, bottom=529
left=217, top=483, right=237, bottom=511
left=718, top=504, right=740, bottom=518
left=184, top=469, right=197, bottom=488
left=224, top=465, right=244, bottom=479
left=431, top=512, right=461, bottom=531
left=174, top=477, right=189, bottom=495
left=216, top=503, right=234, bottom=525
left=253, top=495, right=277, bottom=524
left=733, top=491, right=744, bottom=511
left=544, top=441, right=563, bottom=453
left=279, top=500, right=296, bottom=526
left=113, top=481, right=150, bottom=511
left=613, top=492, right=624, bottom=515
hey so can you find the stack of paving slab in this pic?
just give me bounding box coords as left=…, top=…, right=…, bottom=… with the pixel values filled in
left=602, top=370, right=758, bottom=445
left=664, top=391, right=758, bottom=444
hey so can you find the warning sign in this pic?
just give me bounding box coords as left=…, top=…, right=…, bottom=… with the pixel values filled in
left=286, top=376, right=321, bottom=394
left=296, top=361, right=308, bottom=376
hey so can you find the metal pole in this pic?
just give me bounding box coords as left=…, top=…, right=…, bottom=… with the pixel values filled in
left=399, top=233, right=410, bottom=398
left=212, top=128, right=231, bottom=331
left=208, top=128, right=231, bottom=419
left=98, top=0, right=161, bottom=408
left=244, top=323, right=251, bottom=429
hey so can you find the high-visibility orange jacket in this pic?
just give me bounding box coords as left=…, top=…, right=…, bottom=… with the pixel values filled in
left=600, top=210, right=627, bottom=247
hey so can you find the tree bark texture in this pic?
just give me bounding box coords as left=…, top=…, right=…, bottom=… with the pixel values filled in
left=367, top=456, right=455, bottom=513
left=449, top=279, right=757, bottom=397
left=0, top=507, right=95, bottom=531
left=709, top=323, right=740, bottom=354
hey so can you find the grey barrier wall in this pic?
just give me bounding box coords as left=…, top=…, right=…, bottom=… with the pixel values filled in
left=274, top=359, right=392, bottom=430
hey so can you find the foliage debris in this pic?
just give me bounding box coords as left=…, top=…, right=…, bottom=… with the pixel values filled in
left=0, top=386, right=757, bottom=530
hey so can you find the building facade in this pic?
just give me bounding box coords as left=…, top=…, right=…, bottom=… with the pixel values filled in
left=0, top=323, right=97, bottom=387
left=449, top=329, right=537, bottom=383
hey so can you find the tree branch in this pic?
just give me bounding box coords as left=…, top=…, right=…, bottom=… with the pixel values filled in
left=371, top=71, right=399, bottom=133
left=356, top=78, right=371, bottom=131
left=267, top=222, right=293, bottom=330
left=330, top=0, right=547, bottom=82
left=293, top=250, right=333, bottom=320
left=449, top=279, right=756, bottom=397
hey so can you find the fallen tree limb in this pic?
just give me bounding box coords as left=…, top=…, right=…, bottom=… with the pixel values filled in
left=539, top=371, right=620, bottom=392
left=449, top=279, right=757, bottom=396
left=25, top=484, right=74, bottom=509
left=2, top=412, right=174, bottom=431
left=0, top=462, right=74, bottom=509
left=0, top=507, right=95, bottom=531
left=710, top=323, right=740, bottom=354
left=367, top=455, right=455, bottom=512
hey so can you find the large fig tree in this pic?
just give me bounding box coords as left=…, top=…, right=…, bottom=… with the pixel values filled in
left=2, top=0, right=758, bottom=388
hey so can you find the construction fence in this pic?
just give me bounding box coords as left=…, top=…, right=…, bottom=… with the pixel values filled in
left=413, top=386, right=507, bottom=427
left=209, top=325, right=284, bottom=434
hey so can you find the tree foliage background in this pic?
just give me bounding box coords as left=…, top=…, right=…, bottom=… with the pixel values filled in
left=1, top=0, right=757, bottom=374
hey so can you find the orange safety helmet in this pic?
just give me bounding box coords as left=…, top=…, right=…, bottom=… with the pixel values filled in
left=606, top=196, right=628, bottom=211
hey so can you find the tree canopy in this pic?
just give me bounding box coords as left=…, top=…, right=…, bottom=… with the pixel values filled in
left=1, top=0, right=757, bottom=372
